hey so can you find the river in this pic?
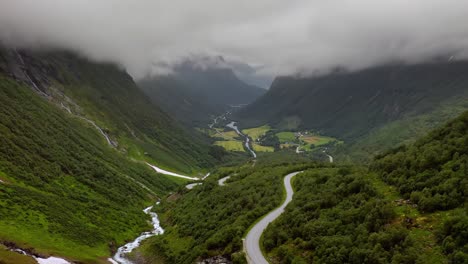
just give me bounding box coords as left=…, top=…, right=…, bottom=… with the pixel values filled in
left=226, top=121, right=257, bottom=158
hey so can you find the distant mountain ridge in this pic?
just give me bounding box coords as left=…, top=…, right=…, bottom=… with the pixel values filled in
left=238, top=61, right=468, bottom=142
left=138, top=60, right=266, bottom=126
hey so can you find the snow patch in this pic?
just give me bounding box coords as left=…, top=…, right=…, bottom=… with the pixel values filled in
left=35, top=257, right=71, bottom=264
left=146, top=163, right=199, bottom=180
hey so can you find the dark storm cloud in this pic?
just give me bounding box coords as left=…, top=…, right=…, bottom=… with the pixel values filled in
left=1, top=0, right=468, bottom=79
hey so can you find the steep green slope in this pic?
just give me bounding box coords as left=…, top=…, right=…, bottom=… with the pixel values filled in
left=0, top=74, right=178, bottom=262
left=0, top=48, right=222, bottom=173
left=263, top=112, right=467, bottom=264
left=138, top=61, right=266, bottom=126
left=238, top=62, right=468, bottom=158
left=371, top=112, right=468, bottom=262
left=372, top=111, right=467, bottom=212
left=335, top=96, right=468, bottom=162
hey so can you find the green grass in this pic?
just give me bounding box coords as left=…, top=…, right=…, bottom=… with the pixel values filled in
left=276, top=132, right=296, bottom=143
left=242, top=125, right=271, bottom=141
left=0, top=245, right=37, bottom=264
left=301, top=135, right=335, bottom=145
left=0, top=221, right=110, bottom=262
left=252, top=144, right=274, bottom=152
left=210, top=130, right=239, bottom=141
left=214, top=141, right=245, bottom=152
left=365, top=172, right=448, bottom=263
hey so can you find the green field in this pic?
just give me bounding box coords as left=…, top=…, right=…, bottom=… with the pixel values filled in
left=214, top=141, right=245, bottom=151
left=276, top=132, right=296, bottom=142
left=301, top=135, right=335, bottom=145
left=242, top=125, right=271, bottom=141
left=214, top=130, right=239, bottom=141
left=252, top=143, right=274, bottom=152
left=276, top=132, right=340, bottom=151
left=0, top=245, right=36, bottom=264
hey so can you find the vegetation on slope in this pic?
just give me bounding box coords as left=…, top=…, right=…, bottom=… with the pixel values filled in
left=0, top=48, right=223, bottom=174
left=372, top=111, right=467, bottom=212
left=238, top=62, right=468, bottom=162
left=0, top=75, right=178, bottom=262
left=263, top=112, right=467, bottom=264
left=136, top=156, right=313, bottom=264
left=263, top=167, right=422, bottom=264
left=336, top=96, right=468, bottom=162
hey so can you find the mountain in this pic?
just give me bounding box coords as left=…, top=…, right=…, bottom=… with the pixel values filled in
left=138, top=60, right=266, bottom=126
left=237, top=61, right=468, bottom=160
left=0, top=47, right=230, bottom=262
left=225, top=60, right=273, bottom=89
left=0, top=48, right=222, bottom=173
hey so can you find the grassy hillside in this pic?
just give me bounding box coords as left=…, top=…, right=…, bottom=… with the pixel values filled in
left=0, top=48, right=222, bottom=174
left=335, top=96, right=468, bottom=162
left=0, top=75, right=178, bottom=263
left=238, top=62, right=468, bottom=161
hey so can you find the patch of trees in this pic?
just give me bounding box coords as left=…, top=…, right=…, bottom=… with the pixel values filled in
left=371, top=111, right=467, bottom=213
left=145, top=160, right=315, bottom=264
left=263, top=168, right=419, bottom=264
left=437, top=209, right=468, bottom=263
left=258, top=131, right=281, bottom=150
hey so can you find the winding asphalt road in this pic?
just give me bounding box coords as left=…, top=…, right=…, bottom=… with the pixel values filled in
left=244, top=171, right=302, bottom=264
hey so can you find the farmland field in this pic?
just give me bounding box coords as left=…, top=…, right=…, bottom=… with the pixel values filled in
left=301, top=135, right=335, bottom=146
left=276, top=132, right=296, bottom=142
left=252, top=143, right=274, bottom=152
left=242, top=125, right=271, bottom=140
left=214, top=140, right=245, bottom=151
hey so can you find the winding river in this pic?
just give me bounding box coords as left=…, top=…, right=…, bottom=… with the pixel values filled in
left=226, top=121, right=257, bottom=158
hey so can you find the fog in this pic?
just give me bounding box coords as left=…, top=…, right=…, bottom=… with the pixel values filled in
left=1, top=0, right=468, bottom=80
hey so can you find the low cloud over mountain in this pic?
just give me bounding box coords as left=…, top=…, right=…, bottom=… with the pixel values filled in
left=1, top=0, right=468, bottom=79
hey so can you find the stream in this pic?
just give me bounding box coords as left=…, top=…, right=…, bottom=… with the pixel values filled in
left=110, top=204, right=164, bottom=264
left=226, top=121, right=257, bottom=158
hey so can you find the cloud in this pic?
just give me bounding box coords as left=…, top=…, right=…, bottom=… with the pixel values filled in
left=1, top=0, right=468, bottom=80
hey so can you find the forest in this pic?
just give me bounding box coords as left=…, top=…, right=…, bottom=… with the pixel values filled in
left=262, top=112, right=467, bottom=264
left=263, top=168, right=418, bottom=264
left=135, top=155, right=314, bottom=264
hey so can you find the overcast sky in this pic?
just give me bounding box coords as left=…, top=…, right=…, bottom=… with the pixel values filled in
left=1, top=0, right=468, bottom=80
